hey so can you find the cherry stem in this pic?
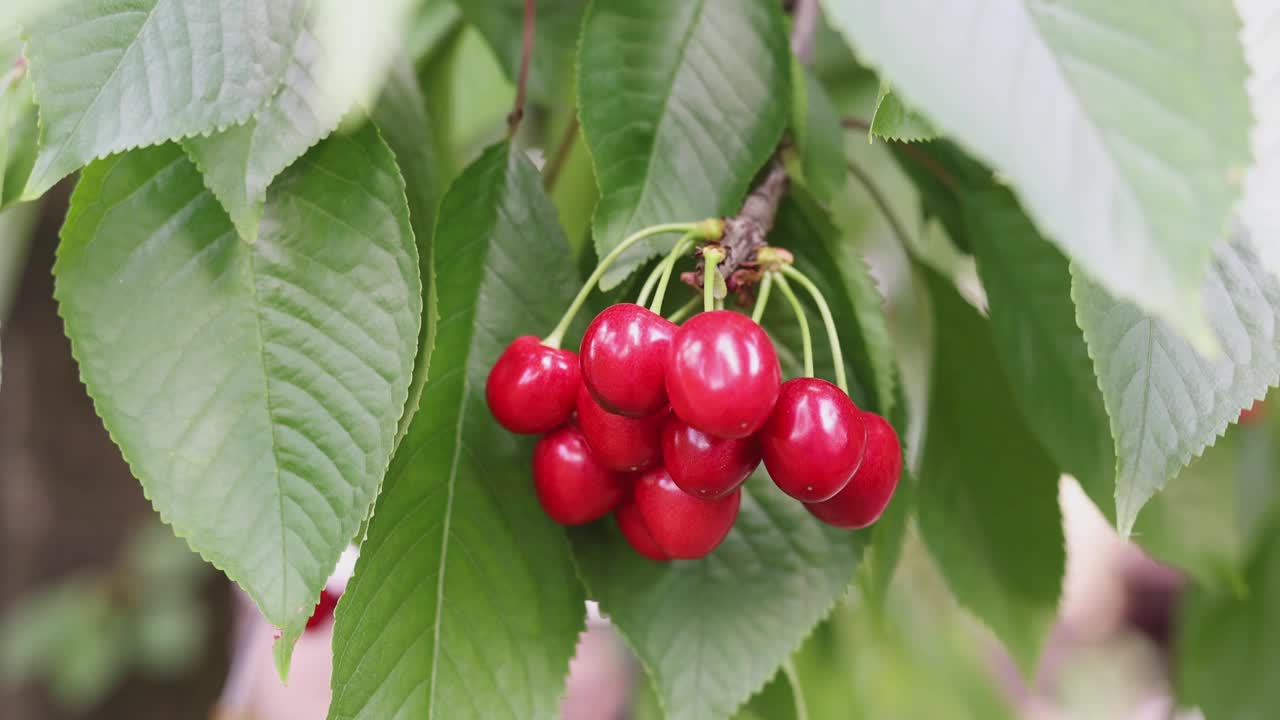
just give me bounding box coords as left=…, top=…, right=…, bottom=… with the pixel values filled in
left=636, top=260, right=669, bottom=308
left=649, top=231, right=697, bottom=314
left=666, top=296, right=699, bottom=324
left=773, top=272, right=814, bottom=377
left=750, top=272, right=774, bottom=323
left=780, top=265, right=846, bottom=394
left=543, top=221, right=708, bottom=348
left=702, top=247, right=725, bottom=313
left=507, top=0, right=536, bottom=137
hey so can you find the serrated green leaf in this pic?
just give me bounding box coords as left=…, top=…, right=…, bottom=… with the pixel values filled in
left=0, top=28, right=36, bottom=208
left=571, top=472, right=863, bottom=720
left=826, top=0, right=1252, bottom=349
left=731, top=666, right=800, bottom=720
left=1237, top=0, right=1280, bottom=282
left=1073, top=234, right=1280, bottom=535
left=328, top=142, right=586, bottom=720
left=21, top=0, right=309, bottom=199
left=1177, top=521, right=1280, bottom=720
left=55, top=126, right=421, bottom=676
left=579, top=0, right=790, bottom=289
left=918, top=269, right=1064, bottom=674
left=457, top=0, right=585, bottom=104
left=789, top=60, right=846, bottom=202
left=869, top=85, right=935, bottom=143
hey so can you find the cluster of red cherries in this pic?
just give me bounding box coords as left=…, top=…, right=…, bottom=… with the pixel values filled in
left=485, top=260, right=902, bottom=560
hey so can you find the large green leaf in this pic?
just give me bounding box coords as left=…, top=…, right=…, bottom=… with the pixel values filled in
left=571, top=471, right=863, bottom=720
left=578, top=0, right=790, bottom=289
left=1177, top=521, right=1280, bottom=720
left=21, top=0, right=308, bottom=199
left=789, top=61, right=846, bottom=202
left=55, top=127, right=420, bottom=675
left=329, top=142, right=585, bottom=720
left=1073, top=234, right=1280, bottom=535
left=1237, top=0, right=1280, bottom=281
left=825, top=0, right=1253, bottom=349
left=456, top=0, right=585, bottom=104
left=918, top=269, right=1064, bottom=673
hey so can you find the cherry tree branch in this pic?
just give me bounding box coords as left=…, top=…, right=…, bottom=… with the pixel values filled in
left=507, top=0, right=536, bottom=136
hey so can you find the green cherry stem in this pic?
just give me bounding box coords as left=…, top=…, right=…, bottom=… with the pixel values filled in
left=543, top=221, right=709, bottom=348
left=780, top=264, right=846, bottom=394
left=773, top=272, right=814, bottom=378
left=702, top=247, right=725, bottom=314
left=666, top=296, right=699, bottom=324
left=750, top=272, right=774, bottom=323
left=635, top=260, right=669, bottom=308
left=649, top=231, right=697, bottom=314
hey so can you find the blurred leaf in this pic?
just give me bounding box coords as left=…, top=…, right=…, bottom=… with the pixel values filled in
left=456, top=0, right=585, bottom=104
left=869, top=85, right=935, bottom=143
left=329, top=142, right=586, bottom=720
left=789, top=61, right=846, bottom=202
left=1236, top=0, right=1280, bottom=282
left=579, top=0, right=790, bottom=289
left=0, top=28, right=37, bottom=208
left=732, top=666, right=800, bottom=720
left=918, top=269, right=1064, bottom=673
left=132, top=598, right=205, bottom=675
left=571, top=471, right=863, bottom=720
left=56, top=127, right=421, bottom=676
left=1073, top=234, right=1280, bottom=535
left=826, top=0, right=1252, bottom=349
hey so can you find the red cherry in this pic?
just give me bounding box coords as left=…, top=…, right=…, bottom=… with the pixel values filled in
left=533, top=426, right=627, bottom=525
left=806, top=411, right=902, bottom=529
left=576, top=385, right=666, bottom=472
left=634, top=467, right=740, bottom=559
left=580, top=303, right=676, bottom=417
left=761, top=378, right=866, bottom=502
left=486, top=336, right=579, bottom=434
left=305, top=587, right=341, bottom=631
left=665, top=310, right=781, bottom=438
left=661, top=415, right=759, bottom=499
left=615, top=493, right=670, bottom=561
left=1240, top=399, right=1266, bottom=426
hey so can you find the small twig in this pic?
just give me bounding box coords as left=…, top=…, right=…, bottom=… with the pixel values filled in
left=507, top=0, right=536, bottom=136
left=542, top=114, right=578, bottom=190
left=842, top=115, right=960, bottom=193
left=840, top=116, right=870, bottom=132
left=789, top=0, right=820, bottom=63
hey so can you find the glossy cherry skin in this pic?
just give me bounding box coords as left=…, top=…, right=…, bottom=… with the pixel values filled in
left=580, top=303, right=676, bottom=417
left=665, top=311, right=781, bottom=439
left=806, top=412, right=902, bottom=529
left=661, top=415, right=760, bottom=499
left=486, top=336, right=580, bottom=434
left=533, top=426, right=627, bottom=525
left=634, top=467, right=740, bottom=559
left=761, top=378, right=866, bottom=502
left=305, top=587, right=342, bottom=631
left=576, top=385, right=666, bottom=472
left=615, top=494, right=670, bottom=561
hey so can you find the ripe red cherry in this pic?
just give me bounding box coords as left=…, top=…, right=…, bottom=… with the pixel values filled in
left=615, top=494, right=670, bottom=561
left=665, top=310, right=781, bottom=438
left=634, top=467, right=740, bottom=559
left=533, top=426, right=627, bottom=525
left=305, top=587, right=342, bottom=631
left=580, top=303, right=676, bottom=417
left=576, top=385, right=666, bottom=472
left=661, top=415, right=760, bottom=499
left=806, top=411, right=902, bottom=529
left=761, top=378, right=866, bottom=502
left=486, top=336, right=579, bottom=434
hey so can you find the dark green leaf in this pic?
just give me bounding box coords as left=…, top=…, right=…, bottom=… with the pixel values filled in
left=1073, top=234, right=1280, bottom=534
left=789, top=61, right=846, bottom=202
left=55, top=127, right=421, bottom=675
left=918, top=269, right=1064, bottom=673
left=329, top=142, right=586, bottom=720
left=579, top=0, right=790, bottom=289
left=571, top=471, right=863, bottom=720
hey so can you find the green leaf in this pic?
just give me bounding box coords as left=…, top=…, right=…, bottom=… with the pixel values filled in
left=731, top=666, right=801, bottom=720
left=55, top=126, right=421, bottom=675
left=1177, top=522, right=1280, bottom=720
left=457, top=0, right=585, bottom=103
left=329, top=142, right=586, bottom=720
left=789, top=61, right=846, bottom=202
left=825, top=0, right=1253, bottom=349
left=579, top=0, right=790, bottom=289
left=918, top=269, right=1064, bottom=673
left=1237, top=0, right=1280, bottom=281
left=0, top=28, right=36, bottom=208
left=21, top=0, right=309, bottom=199
left=571, top=471, right=863, bottom=720
left=1073, top=234, right=1280, bottom=535
left=868, top=85, right=935, bottom=143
